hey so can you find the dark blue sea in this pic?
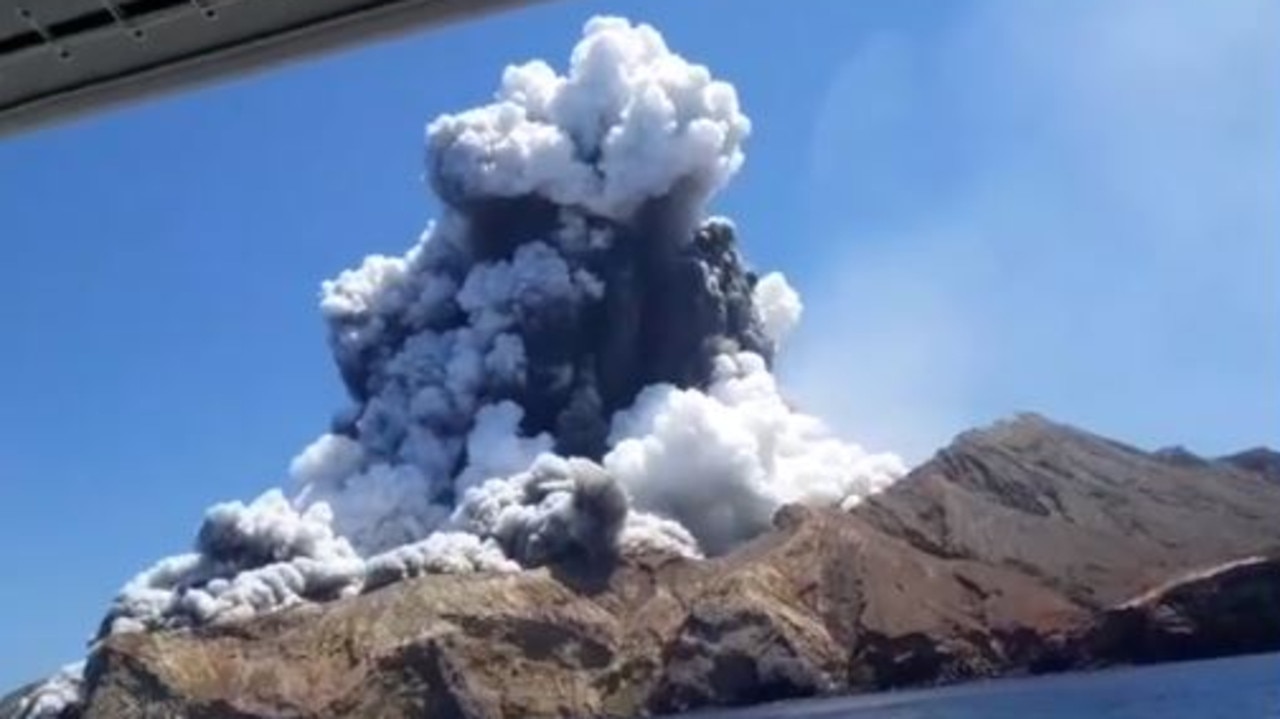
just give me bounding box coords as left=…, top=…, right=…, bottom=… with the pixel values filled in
left=689, top=654, right=1279, bottom=719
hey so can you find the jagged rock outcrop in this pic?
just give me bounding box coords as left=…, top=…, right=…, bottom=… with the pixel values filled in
left=1080, top=556, right=1280, bottom=665
left=11, top=414, right=1280, bottom=718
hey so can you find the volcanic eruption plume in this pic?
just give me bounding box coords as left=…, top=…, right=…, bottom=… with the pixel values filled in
left=84, top=16, right=904, bottom=641
left=13, top=19, right=906, bottom=716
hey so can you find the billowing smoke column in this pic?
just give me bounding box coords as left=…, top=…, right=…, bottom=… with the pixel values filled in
left=89, top=17, right=904, bottom=645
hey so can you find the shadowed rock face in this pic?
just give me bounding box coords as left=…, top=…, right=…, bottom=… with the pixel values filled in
left=1219, top=447, right=1280, bottom=484
left=11, top=414, right=1280, bottom=719
left=1080, top=556, right=1280, bottom=665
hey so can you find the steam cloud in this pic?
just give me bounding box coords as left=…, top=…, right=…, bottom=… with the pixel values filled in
left=13, top=663, right=83, bottom=719
left=20, top=19, right=904, bottom=713
left=96, top=13, right=902, bottom=637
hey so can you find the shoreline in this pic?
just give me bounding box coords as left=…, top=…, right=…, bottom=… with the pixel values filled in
left=676, top=652, right=1280, bottom=718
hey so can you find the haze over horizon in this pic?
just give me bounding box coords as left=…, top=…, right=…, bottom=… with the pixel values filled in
left=0, top=0, right=1275, bottom=691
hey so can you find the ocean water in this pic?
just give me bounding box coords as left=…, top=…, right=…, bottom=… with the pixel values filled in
left=689, top=653, right=1280, bottom=719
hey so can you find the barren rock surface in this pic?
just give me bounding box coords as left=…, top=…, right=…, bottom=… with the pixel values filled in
left=1081, top=556, right=1280, bottom=664
left=11, top=415, right=1280, bottom=718
left=854, top=414, right=1280, bottom=607
left=77, top=505, right=1088, bottom=718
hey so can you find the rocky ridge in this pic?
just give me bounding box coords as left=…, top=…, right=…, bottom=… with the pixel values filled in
left=9, top=414, right=1280, bottom=718
left=856, top=414, right=1280, bottom=607
left=75, top=505, right=1089, bottom=718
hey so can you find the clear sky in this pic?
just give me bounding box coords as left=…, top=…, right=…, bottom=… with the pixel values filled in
left=0, top=0, right=1275, bottom=688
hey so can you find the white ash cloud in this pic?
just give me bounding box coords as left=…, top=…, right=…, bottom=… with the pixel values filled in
left=13, top=662, right=83, bottom=719
left=752, top=271, right=803, bottom=346
left=427, top=16, right=749, bottom=220
left=605, top=352, right=902, bottom=555
left=365, top=532, right=518, bottom=592
left=83, top=15, right=902, bottom=645
left=99, top=490, right=364, bottom=635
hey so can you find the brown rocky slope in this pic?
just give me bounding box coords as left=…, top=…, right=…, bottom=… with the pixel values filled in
left=853, top=414, right=1280, bottom=607
left=16, top=414, right=1280, bottom=717
left=79, top=505, right=1088, bottom=718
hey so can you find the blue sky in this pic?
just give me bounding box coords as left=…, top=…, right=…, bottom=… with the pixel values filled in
left=0, top=0, right=1275, bottom=687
